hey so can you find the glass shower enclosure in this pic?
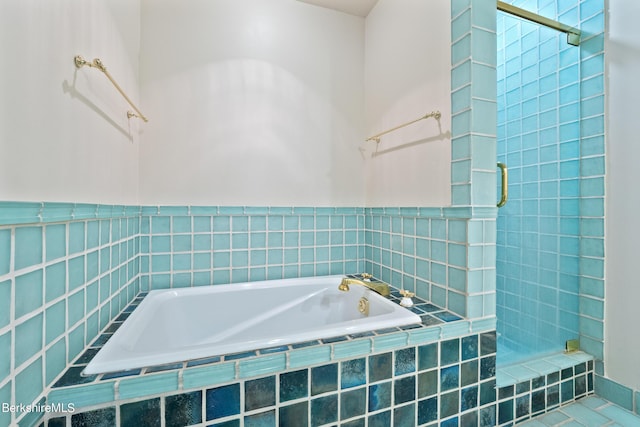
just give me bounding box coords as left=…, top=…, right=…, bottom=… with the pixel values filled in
left=496, top=3, right=582, bottom=366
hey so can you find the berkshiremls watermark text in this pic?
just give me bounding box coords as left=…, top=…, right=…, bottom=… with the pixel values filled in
left=2, top=402, right=75, bottom=414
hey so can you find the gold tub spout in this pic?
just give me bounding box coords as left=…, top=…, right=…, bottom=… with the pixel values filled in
left=338, top=277, right=390, bottom=297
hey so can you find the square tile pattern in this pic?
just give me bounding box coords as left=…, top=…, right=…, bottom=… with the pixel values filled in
left=45, top=330, right=498, bottom=426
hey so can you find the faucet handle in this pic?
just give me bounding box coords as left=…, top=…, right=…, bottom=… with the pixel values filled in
left=360, top=273, right=373, bottom=280
left=399, top=289, right=415, bottom=307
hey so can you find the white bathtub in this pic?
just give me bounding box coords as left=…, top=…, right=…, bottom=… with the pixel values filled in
left=84, top=275, right=421, bottom=375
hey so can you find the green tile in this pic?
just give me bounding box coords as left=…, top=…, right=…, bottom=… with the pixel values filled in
left=87, top=221, right=100, bottom=249
left=68, top=255, right=85, bottom=290
left=45, top=300, right=66, bottom=344
left=100, top=247, right=111, bottom=274
left=68, top=289, right=85, bottom=327
left=45, top=261, right=66, bottom=303
left=15, top=314, right=43, bottom=367
left=333, top=340, right=372, bottom=360
left=441, top=321, right=471, bottom=338
left=0, top=202, right=41, bottom=225
left=0, top=280, right=11, bottom=328
left=289, top=346, right=331, bottom=369
left=600, top=404, right=640, bottom=426
left=86, top=311, right=99, bottom=342
left=45, top=337, right=66, bottom=384
left=0, top=331, right=10, bottom=382
left=594, top=375, right=634, bottom=411
left=87, top=250, right=99, bottom=282
left=0, top=382, right=10, bottom=426
left=15, top=357, right=42, bottom=405
left=0, top=229, right=11, bottom=275
left=48, top=382, right=115, bottom=409
left=69, top=222, right=85, bottom=255
left=213, top=216, right=231, bottom=232
left=15, top=269, right=43, bottom=319
left=239, top=354, right=286, bottom=378
left=68, top=323, right=85, bottom=362
left=408, top=328, right=440, bottom=346
left=73, top=204, right=97, bottom=220
left=173, top=216, right=192, bottom=233
left=183, top=363, right=236, bottom=389
left=151, top=255, right=171, bottom=273
left=151, top=216, right=171, bottom=233
left=15, top=226, right=43, bottom=270
left=119, top=372, right=179, bottom=400
left=373, top=333, right=408, bottom=352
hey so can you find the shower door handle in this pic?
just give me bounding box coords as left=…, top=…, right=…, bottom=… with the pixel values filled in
left=497, top=162, right=508, bottom=208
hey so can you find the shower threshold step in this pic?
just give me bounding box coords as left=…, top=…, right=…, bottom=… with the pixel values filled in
left=497, top=351, right=594, bottom=388
left=518, top=396, right=640, bottom=426
left=495, top=351, right=596, bottom=425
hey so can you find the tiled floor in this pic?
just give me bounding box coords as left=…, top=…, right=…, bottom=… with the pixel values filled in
left=519, top=396, right=640, bottom=426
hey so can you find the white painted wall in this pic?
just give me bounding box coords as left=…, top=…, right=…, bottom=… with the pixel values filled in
left=605, top=0, right=640, bottom=391
left=364, top=0, right=451, bottom=206
left=0, top=0, right=453, bottom=208
left=0, top=0, right=141, bottom=204
left=138, top=0, right=366, bottom=206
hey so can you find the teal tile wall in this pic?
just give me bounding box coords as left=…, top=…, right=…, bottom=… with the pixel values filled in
left=450, top=0, right=498, bottom=209
left=0, top=204, right=141, bottom=427
left=593, top=371, right=640, bottom=418
left=576, top=0, right=606, bottom=362
left=494, top=0, right=605, bottom=364
left=363, top=209, right=496, bottom=318
left=2, top=202, right=498, bottom=425
left=140, top=207, right=365, bottom=290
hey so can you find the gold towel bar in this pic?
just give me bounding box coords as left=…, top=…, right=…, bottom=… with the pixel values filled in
left=74, top=55, right=148, bottom=122
left=366, top=111, right=441, bottom=144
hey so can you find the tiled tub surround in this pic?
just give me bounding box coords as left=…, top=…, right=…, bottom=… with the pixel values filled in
left=2, top=203, right=499, bottom=426
left=46, top=300, right=498, bottom=426
left=0, top=205, right=142, bottom=427
left=51, top=282, right=466, bottom=385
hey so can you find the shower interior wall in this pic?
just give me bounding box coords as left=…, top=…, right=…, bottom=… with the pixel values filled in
left=495, top=0, right=605, bottom=365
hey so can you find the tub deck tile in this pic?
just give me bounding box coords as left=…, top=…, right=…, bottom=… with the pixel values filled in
left=186, top=356, right=222, bottom=367
left=48, top=382, right=115, bottom=407
left=224, top=351, right=257, bottom=361
left=118, top=371, right=179, bottom=400
left=101, top=369, right=141, bottom=380
left=182, top=362, right=236, bottom=390
left=291, top=340, right=321, bottom=349
left=333, top=339, right=372, bottom=360
left=238, top=354, right=287, bottom=378
left=51, top=280, right=472, bottom=411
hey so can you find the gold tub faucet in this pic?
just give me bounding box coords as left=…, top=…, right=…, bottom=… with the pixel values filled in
left=338, top=274, right=390, bottom=297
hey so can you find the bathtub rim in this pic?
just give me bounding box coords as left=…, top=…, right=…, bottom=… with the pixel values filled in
left=83, top=275, right=422, bottom=375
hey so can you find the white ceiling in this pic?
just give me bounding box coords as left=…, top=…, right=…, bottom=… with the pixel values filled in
left=296, top=0, right=379, bottom=17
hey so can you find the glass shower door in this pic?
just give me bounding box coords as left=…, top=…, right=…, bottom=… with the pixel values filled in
left=496, top=8, right=581, bottom=366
